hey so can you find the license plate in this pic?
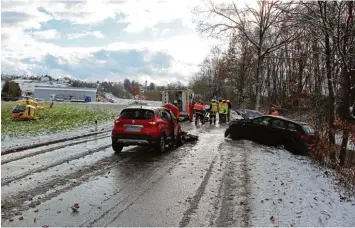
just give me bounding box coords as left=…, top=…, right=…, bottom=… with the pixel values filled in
left=125, top=125, right=141, bottom=132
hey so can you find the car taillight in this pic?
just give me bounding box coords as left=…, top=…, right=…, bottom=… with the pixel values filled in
left=300, top=134, right=310, bottom=140
left=148, top=121, right=157, bottom=125
left=114, top=119, right=120, bottom=124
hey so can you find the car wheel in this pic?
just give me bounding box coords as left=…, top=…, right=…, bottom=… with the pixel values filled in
left=224, top=128, right=230, bottom=138
left=175, top=130, right=183, bottom=147
left=230, top=131, right=239, bottom=140
left=155, top=135, right=166, bottom=153
left=112, top=143, right=123, bottom=153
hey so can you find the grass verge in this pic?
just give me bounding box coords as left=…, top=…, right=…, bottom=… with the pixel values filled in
left=1, top=102, right=124, bottom=137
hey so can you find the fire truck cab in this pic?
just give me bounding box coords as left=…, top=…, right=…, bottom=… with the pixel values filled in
left=162, top=88, right=194, bottom=121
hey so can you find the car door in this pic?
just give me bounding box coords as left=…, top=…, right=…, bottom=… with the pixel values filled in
left=167, top=109, right=179, bottom=136
left=160, top=109, right=173, bottom=137
left=243, top=116, right=272, bottom=142
left=267, top=118, right=289, bottom=146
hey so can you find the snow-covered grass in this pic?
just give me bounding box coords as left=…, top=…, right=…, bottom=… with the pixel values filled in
left=246, top=141, right=355, bottom=227
left=1, top=102, right=119, bottom=137
left=1, top=98, right=163, bottom=149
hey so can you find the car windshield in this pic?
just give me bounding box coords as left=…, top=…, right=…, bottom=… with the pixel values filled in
left=301, top=124, right=315, bottom=134
left=120, top=109, right=155, bottom=120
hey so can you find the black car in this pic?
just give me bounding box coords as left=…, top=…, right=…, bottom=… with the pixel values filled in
left=225, top=115, right=317, bottom=155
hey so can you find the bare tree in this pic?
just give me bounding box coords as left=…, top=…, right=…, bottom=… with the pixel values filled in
left=196, top=0, right=301, bottom=110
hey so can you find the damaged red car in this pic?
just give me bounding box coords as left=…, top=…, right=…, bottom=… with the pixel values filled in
left=111, top=106, right=183, bottom=153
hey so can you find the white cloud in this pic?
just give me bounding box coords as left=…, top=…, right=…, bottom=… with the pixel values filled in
left=67, top=31, right=105, bottom=39
left=1, top=0, right=235, bottom=85
left=32, top=29, right=61, bottom=39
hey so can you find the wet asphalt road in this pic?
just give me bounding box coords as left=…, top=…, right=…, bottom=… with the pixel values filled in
left=1, top=122, right=250, bottom=227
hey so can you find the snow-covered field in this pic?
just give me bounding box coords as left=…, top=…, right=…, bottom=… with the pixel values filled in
left=1, top=97, right=162, bottom=150
left=246, top=141, right=355, bottom=227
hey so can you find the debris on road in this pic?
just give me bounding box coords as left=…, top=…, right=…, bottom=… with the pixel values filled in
left=71, top=203, right=80, bottom=212
left=180, top=131, right=198, bottom=143
left=28, top=200, right=41, bottom=208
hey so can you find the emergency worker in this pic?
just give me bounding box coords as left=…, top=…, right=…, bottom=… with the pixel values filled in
left=193, top=100, right=205, bottom=125
left=267, top=106, right=280, bottom=116
left=189, top=100, right=194, bottom=122
left=218, top=100, right=226, bottom=124
left=209, top=99, right=218, bottom=124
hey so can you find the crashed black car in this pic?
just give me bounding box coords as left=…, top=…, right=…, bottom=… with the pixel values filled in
left=225, top=115, right=317, bottom=155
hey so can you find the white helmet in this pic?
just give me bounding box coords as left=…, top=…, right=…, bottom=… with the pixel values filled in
left=173, top=100, right=177, bottom=103
left=211, top=99, right=215, bottom=102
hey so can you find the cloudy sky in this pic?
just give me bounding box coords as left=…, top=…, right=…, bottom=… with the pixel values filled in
left=0, top=0, right=233, bottom=85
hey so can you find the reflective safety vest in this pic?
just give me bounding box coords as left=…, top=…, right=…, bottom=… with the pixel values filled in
left=224, top=103, right=229, bottom=113
left=210, top=102, right=218, bottom=113
left=194, top=103, right=204, bottom=111
left=218, top=102, right=225, bottom=114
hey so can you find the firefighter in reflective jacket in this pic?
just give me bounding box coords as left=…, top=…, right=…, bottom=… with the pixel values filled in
left=193, top=101, right=205, bottom=125
left=219, top=100, right=226, bottom=124
left=209, top=99, right=218, bottom=124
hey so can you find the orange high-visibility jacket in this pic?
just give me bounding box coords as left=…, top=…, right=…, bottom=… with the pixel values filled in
left=194, top=103, right=205, bottom=111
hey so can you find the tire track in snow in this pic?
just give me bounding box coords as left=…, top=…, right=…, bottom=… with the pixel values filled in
left=1, top=149, right=135, bottom=219
left=1, top=134, right=110, bottom=165
left=1, top=129, right=111, bottom=155
left=1, top=144, right=111, bottom=186
left=179, top=155, right=218, bottom=227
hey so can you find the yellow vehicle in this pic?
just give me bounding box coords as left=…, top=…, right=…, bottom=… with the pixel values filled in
left=12, top=105, right=38, bottom=120
left=12, top=96, right=53, bottom=120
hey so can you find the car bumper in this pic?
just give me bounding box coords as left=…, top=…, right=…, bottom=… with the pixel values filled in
left=112, top=134, right=159, bottom=146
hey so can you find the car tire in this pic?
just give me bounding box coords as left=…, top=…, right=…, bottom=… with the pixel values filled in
left=175, top=129, right=183, bottom=147
left=112, top=143, right=123, bottom=153
left=230, top=131, right=239, bottom=140
left=155, top=135, right=166, bottom=153
left=224, top=128, right=230, bottom=138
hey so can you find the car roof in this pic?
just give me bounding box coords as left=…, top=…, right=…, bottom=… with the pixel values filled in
left=123, top=105, right=167, bottom=111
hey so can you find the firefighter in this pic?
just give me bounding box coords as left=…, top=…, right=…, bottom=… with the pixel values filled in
left=189, top=100, right=194, bottom=122
left=193, top=100, right=205, bottom=125
left=218, top=100, right=226, bottom=124
left=209, top=99, right=218, bottom=124
left=267, top=106, right=280, bottom=116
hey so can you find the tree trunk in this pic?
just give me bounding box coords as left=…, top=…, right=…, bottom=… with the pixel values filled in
left=325, top=31, right=336, bottom=149
left=255, top=52, right=263, bottom=111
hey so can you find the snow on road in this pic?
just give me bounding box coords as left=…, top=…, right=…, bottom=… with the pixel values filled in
left=244, top=141, right=355, bottom=227
left=1, top=120, right=354, bottom=227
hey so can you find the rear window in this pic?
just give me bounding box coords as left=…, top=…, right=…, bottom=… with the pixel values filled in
left=119, top=109, right=155, bottom=120
left=301, top=124, right=315, bottom=134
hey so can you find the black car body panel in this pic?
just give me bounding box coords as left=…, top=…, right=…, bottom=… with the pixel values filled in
left=225, top=115, right=317, bottom=155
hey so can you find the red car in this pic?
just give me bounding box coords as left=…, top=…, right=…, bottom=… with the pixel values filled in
left=111, top=106, right=183, bottom=153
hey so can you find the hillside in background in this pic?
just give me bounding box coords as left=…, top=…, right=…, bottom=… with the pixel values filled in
left=0, top=74, right=172, bottom=101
